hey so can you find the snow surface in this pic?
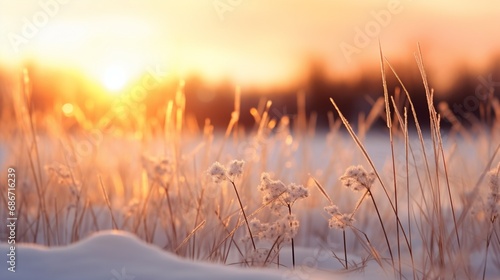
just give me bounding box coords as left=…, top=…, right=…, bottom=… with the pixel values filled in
left=0, top=231, right=379, bottom=280
left=0, top=134, right=491, bottom=279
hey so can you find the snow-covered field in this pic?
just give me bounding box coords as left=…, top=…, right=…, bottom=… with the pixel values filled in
left=1, top=231, right=287, bottom=280
left=1, top=128, right=499, bottom=279
left=0, top=230, right=392, bottom=280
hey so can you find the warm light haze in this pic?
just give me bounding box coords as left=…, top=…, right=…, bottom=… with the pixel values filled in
left=1, top=2, right=500, bottom=280
left=1, top=0, right=500, bottom=91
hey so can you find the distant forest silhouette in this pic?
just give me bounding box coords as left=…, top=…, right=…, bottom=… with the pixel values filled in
left=1, top=58, right=499, bottom=132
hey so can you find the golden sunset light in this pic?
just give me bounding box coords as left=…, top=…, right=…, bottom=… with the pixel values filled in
left=1, top=0, right=500, bottom=91
left=1, top=1, right=500, bottom=279
left=100, top=63, right=132, bottom=92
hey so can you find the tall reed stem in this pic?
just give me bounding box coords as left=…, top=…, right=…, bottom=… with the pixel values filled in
left=230, top=180, right=256, bottom=250
left=343, top=229, right=348, bottom=269
left=287, top=204, right=295, bottom=268
left=368, top=189, right=394, bottom=266
left=482, top=224, right=494, bottom=280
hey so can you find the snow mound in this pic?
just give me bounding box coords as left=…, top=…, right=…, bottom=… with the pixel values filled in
left=0, top=231, right=287, bottom=280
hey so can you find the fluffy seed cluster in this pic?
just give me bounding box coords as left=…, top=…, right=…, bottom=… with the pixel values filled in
left=207, top=161, right=227, bottom=183
left=486, top=164, right=500, bottom=221
left=250, top=214, right=300, bottom=243
left=46, top=164, right=73, bottom=185
left=340, top=165, right=376, bottom=191
left=249, top=173, right=308, bottom=245
left=227, top=160, right=245, bottom=178
left=124, top=198, right=140, bottom=217
left=247, top=248, right=271, bottom=266
left=46, top=164, right=80, bottom=196
left=207, top=160, right=245, bottom=183
left=324, top=205, right=355, bottom=230
left=258, top=173, right=287, bottom=206
left=142, top=156, right=173, bottom=182
left=155, top=159, right=172, bottom=177
left=258, top=173, right=309, bottom=212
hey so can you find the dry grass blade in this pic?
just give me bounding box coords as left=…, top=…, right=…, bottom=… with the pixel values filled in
left=379, top=44, right=401, bottom=278
left=379, top=41, right=392, bottom=129
left=351, top=226, right=384, bottom=269
left=208, top=191, right=287, bottom=258
left=415, top=45, right=461, bottom=251
left=98, top=175, right=118, bottom=230
left=175, top=220, right=207, bottom=253
left=390, top=96, right=417, bottom=278
left=311, top=176, right=333, bottom=204
left=329, top=97, right=400, bottom=220
left=331, top=95, right=396, bottom=268
left=349, top=190, right=369, bottom=219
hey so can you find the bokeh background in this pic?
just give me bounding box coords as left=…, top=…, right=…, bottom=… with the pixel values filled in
left=1, top=0, right=499, bottom=129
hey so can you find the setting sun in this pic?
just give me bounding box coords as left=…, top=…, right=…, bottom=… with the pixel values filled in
left=101, top=64, right=129, bottom=92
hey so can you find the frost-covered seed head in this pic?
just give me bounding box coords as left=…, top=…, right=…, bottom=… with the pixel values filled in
left=46, top=164, right=81, bottom=194
left=259, top=173, right=308, bottom=208
left=340, top=165, right=376, bottom=191
left=155, top=159, right=172, bottom=177
left=248, top=248, right=271, bottom=265
left=284, top=183, right=310, bottom=204
left=281, top=214, right=300, bottom=242
left=46, top=164, right=72, bottom=185
left=249, top=218, right=261, bottom=228
left=486, top=164, right=500, bottom=220
left=261, top=172, right=271, bottom=182
left=142, top=156, right=173, bottom=181
left=258, top=173, right=287, bottom=205
left=328, top=213, right=355, bottom=229
left=250, top=214, right=300, bottom=244
left=207, top=161, right=227, bottom=183
left=227, top=160, right=245, bottom=178
left=324, top=205, right=340, bottom=216
left=250, top=218, right=266, bottom=233
left=325, top=204, right=354, bottom=230
left=253, top=173, right=308, bottom=243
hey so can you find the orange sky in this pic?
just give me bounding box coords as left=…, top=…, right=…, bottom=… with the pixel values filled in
left=1, top=0, right=500, bottom=91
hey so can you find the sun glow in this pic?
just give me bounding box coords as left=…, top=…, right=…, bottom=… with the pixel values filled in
left=101, top=64, right=130, bottom=92
left=61, top=103, right=74, bottom=116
